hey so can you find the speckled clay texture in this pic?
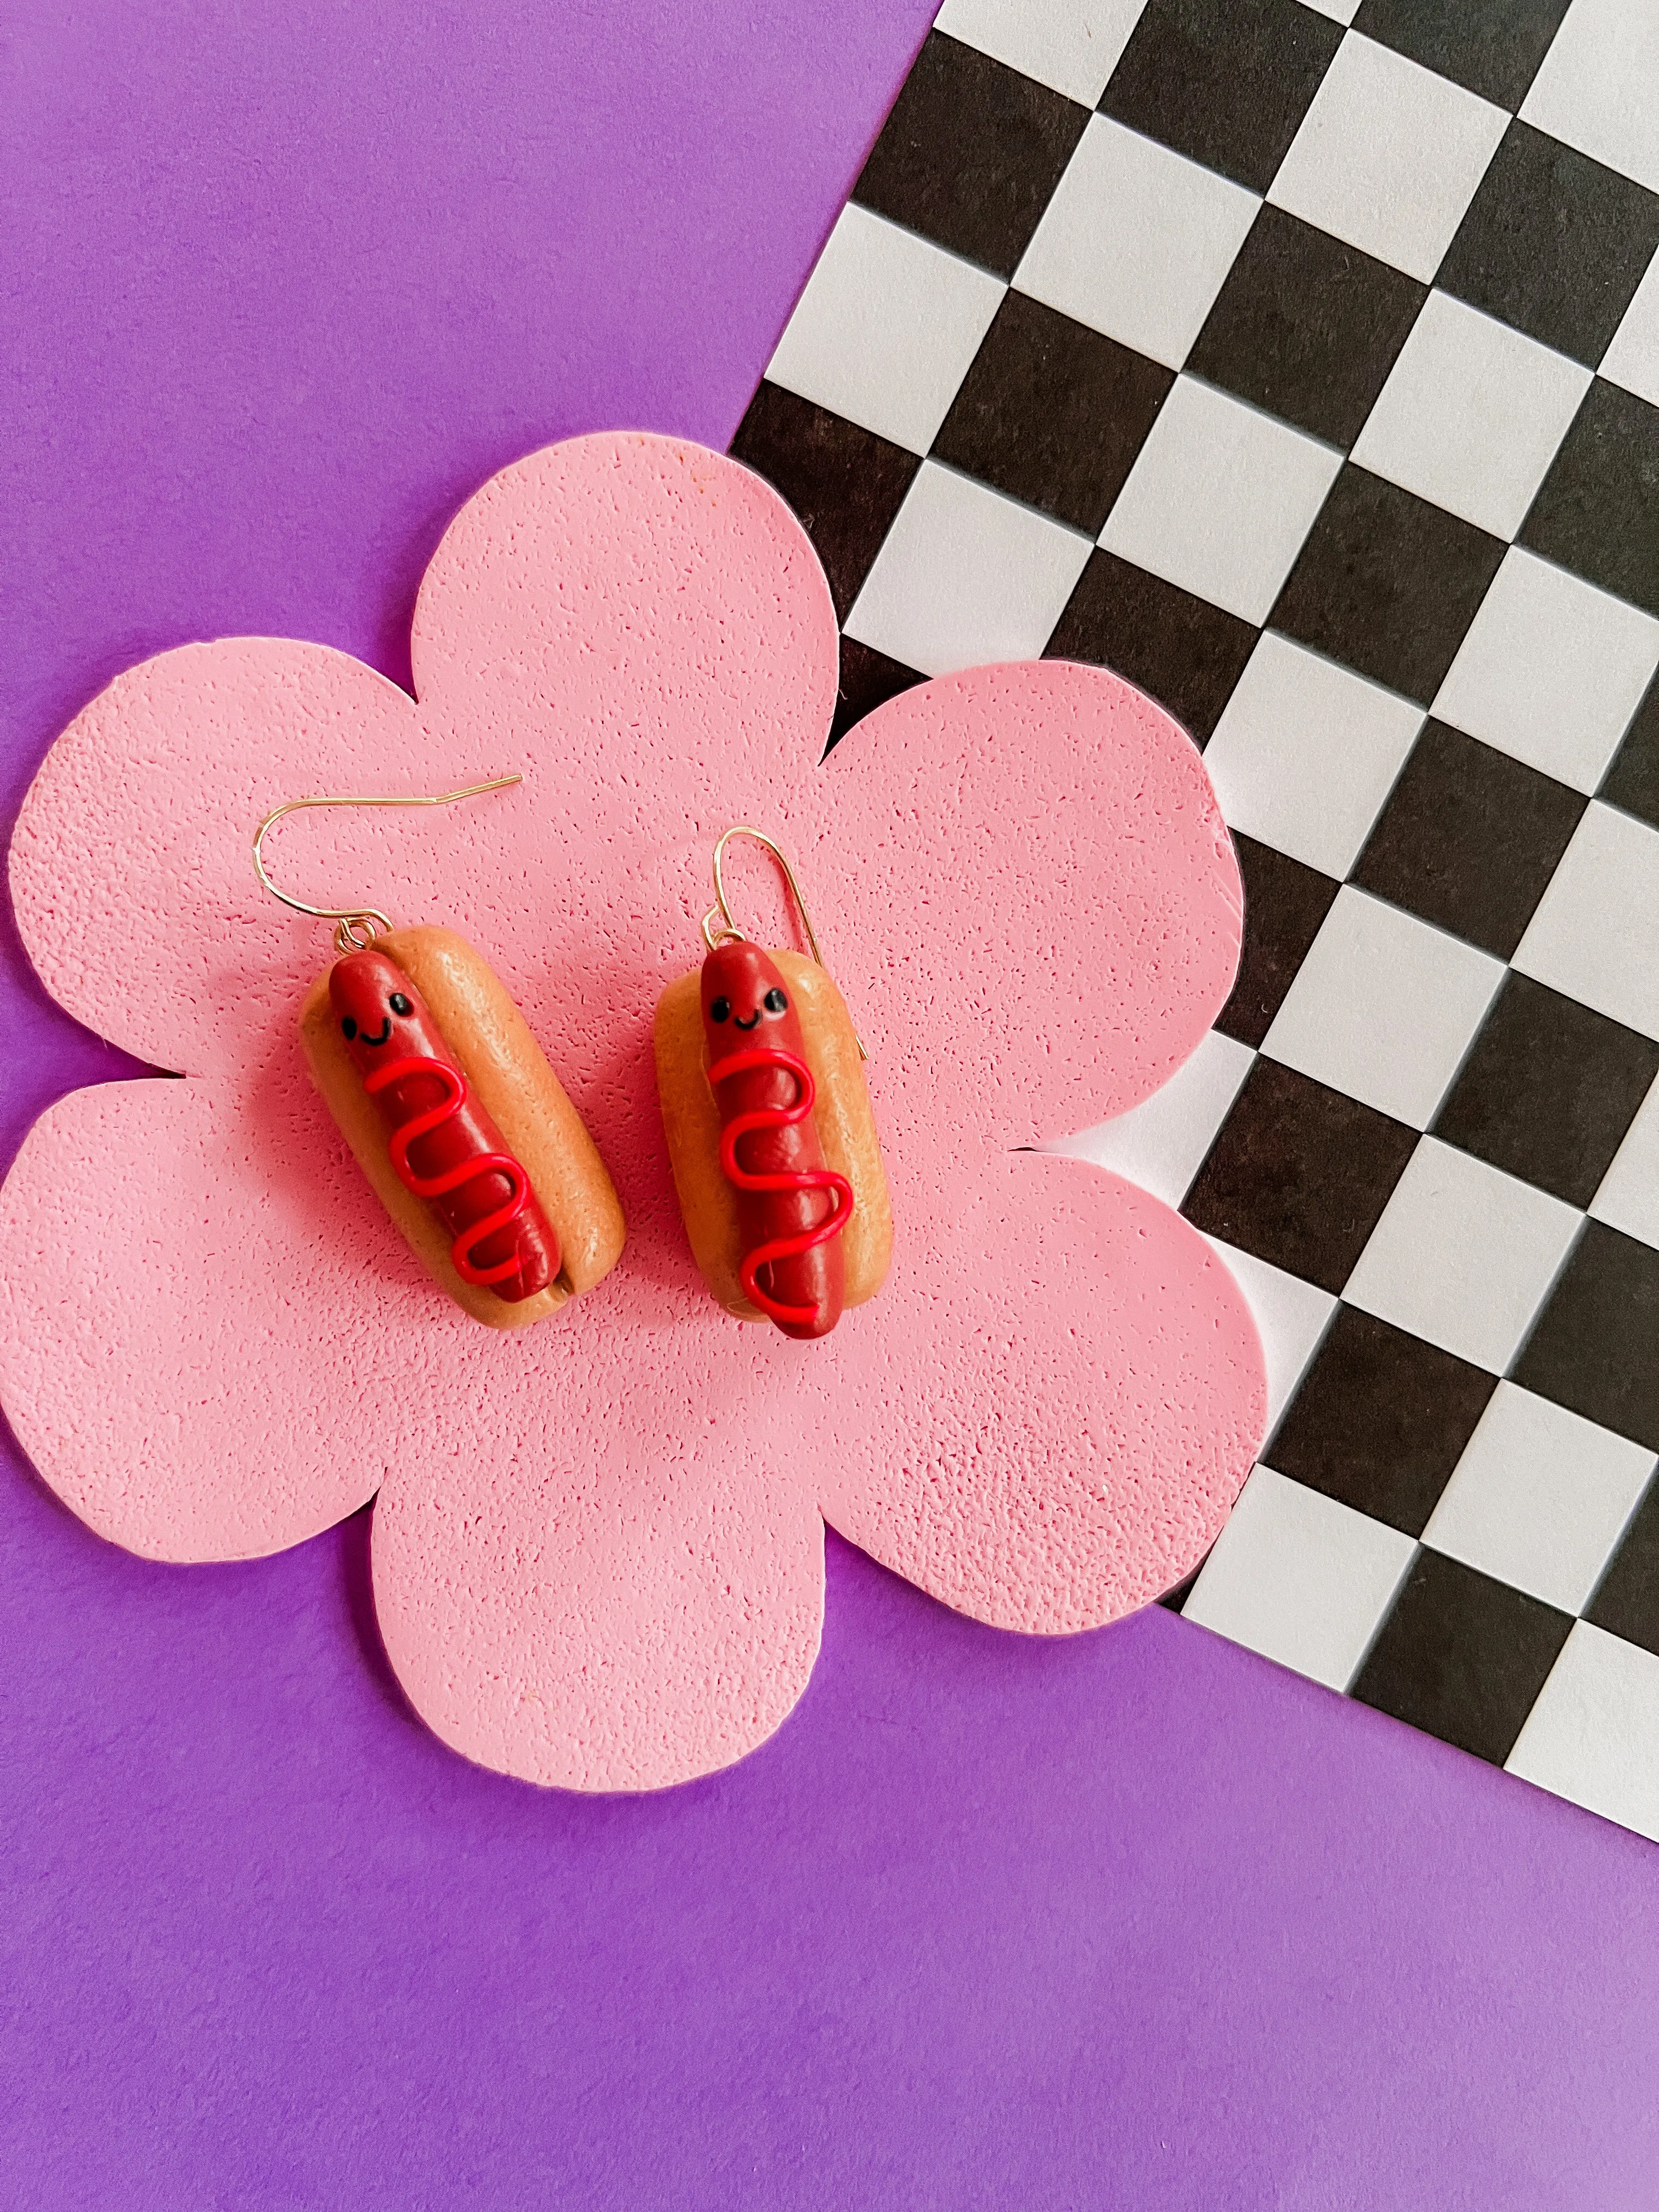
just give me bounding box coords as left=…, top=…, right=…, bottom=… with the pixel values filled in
left=0, top=433, right=1265, bottom=1789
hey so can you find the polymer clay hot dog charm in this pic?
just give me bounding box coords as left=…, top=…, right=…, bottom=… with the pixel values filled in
left=255, top=777, right=624, bottom=1329
left=655, top=830, right=891, bottom=1338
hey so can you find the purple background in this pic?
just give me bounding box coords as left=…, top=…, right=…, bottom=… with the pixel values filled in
left=4, top=4, right=1656, bottom=2203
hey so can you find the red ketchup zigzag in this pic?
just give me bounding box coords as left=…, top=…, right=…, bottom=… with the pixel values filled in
left=711, top=1042, right=854, bottom=1330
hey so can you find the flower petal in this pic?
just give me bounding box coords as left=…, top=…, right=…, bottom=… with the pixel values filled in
left=0, top=1070, right=426, bottom=1559
left=9, top=639, right=424, bottom=1082
left=817, top=661, right=1243, bottom=1149
left=811, top=1152, right=1266, bottom=1630
left=370, top=1269, right=827, bottom=1791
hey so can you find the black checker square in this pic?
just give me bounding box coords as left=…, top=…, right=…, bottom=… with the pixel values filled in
left=1267, top=1307, right=1497, bottom=1539
left=1351, top=721, right=1585, bottom=961
left=1437, top=122, right=1659, bottom=369
left=1214, top=833, right=1339, bottom=1049
left=1352, top=1550, right=1573, bottom=1768
left=1043, top=549, right=1258, bottom=744
left=1587, top=1474, right=1659, bottom=1661
left=829, top=637, right=923, bottom=751
left=932, top=294, right=1172, bottom=537
left=1271, top=466, right=1506, bottom=704
left=1520, top=378, right=1659, bottom=620
left=1600, top=671, right=1659, bottom=833
left=852, top=31, right=1087, bottom=280
left=1353, top=0, right=1573, bottom=111
left=1187, top=207, right=1426, bottom=450
left=1513, top=1222, right=1659, bottom=1454
left=729, top=381, right=919, bottom=625
left=1182, top=1060, right=1419, bottom=1294
left=1099, top=0, right=1342, bottom=196
left=1434, top=975, right=1659, bottom=1211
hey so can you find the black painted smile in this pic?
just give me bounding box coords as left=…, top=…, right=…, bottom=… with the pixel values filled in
left=359, top=1018, right=392, bottom=1047
left=734, top=1011, right=761, bottom=1030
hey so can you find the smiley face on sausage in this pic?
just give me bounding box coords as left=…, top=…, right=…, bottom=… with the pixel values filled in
left=328, top=951, right=441, bottom=1077
left=700, top=943, right=794, bottom=1061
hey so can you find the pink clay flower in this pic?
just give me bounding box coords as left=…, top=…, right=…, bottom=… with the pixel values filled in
left=0, top=434, right=1265, bottom=1790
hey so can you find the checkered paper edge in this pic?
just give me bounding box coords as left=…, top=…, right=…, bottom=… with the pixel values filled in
left=728, top=1, right=1659, bottom=1842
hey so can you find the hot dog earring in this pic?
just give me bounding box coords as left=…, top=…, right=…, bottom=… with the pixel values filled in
left=253, top=775, right=624, bottom=1328
left=654, top=828, right=891, bottom=1339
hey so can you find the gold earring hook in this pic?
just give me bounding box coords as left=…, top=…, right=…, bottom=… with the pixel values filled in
left=702, top=826, right=866, bottom=1058
left=252, top=775, right=522, bottom=955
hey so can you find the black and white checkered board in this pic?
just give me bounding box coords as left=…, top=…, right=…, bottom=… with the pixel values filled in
left=731, top=0, right=1659, bottom=1841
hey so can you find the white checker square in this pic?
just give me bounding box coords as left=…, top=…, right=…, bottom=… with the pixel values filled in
left=1350, top=293, right=1592, bottom=541
left=1522, top=0, right=1659, bottom=198
left=1507, top=1621, right=1659, bottom=1844
left=1300, top=0, right=1361, bottom=19
left=764, top=205, right=1005, bottom=457
left=1344, top=1137, right=1583, bottom=1374
left=1183, top=1464, right=1415, bottom=1692
left=1203, top=633, right=1423, bottom=877
left=1268, top=34, right=1508, bottom=284
left=1513, top=802, right=1659, bottom=1042
left=1423, top=1383, right=1657, bottom=1615
left=934, top=0, right=1147, bottom=107
left=844, top=461, right=1092, bottom=678
left=1098, top=376, right=1340, bottom=624
left=1261, top=888, right=1504, bottom=1130
left=1200, top=1235, right=1338, bottom=1431
left=1433, top=550, right=1659, bottom=795
left=1591, top=1073, right=1659, bottom=1251
left=1014, top=116, right=1260, bottom=371
left=1056, top=1027, right=1254, bottom=1209
left=1599, top=245, right=1659, bottom=410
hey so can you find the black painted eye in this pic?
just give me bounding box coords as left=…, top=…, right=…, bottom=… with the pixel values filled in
left=763, top=987, right=787, bottom=1014
left=709, top=996, right=731, bottom=1023
left=388, top=992, right=413, bottom=1016
left=340, top=1015, right=358, bottom=1041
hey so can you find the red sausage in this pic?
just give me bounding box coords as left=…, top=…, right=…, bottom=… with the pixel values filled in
left=701, top=941, right=853, bottom=1340
left=329, top=950, right=560, bottom=1303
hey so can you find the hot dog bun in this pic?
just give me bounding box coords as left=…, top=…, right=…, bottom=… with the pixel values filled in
left=654, top=949, right=891, bottom=1322
left=301, top=924, right=624, bottom=1328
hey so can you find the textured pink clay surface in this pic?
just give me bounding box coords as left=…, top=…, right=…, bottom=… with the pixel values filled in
left=0, top=432, right=1264, bottom=1789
